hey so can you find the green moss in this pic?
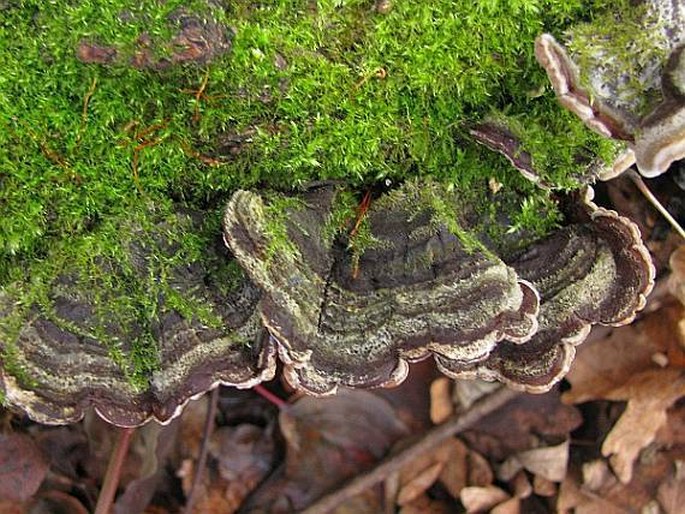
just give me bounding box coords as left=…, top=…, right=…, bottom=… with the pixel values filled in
left=1, top=0, right=623, bottom=388
left=262, top=194, right=307, bottom=262
left=323, top=189, right=359, bottom=246
left=322, top=189, right=383, bottom=272
left=485, top=109, right=624, bottom=189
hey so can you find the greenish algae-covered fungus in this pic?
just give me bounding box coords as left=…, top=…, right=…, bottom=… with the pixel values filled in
left=439, top=189, right=655, bottom=391
left=223, top=180, right=654, bottom=396
left=0, top=212, right=275, bottom=427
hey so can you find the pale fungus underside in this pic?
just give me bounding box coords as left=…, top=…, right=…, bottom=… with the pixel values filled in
left=0, top=1, right=665, bottom=426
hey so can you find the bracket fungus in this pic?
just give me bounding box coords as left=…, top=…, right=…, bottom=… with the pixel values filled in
left=440, top=193, right=655, bottom=391
left=0, top=180, right=655, bottom=424
left=223, top=181, right=654, bottom=396
left=223, top=183, right=540, bottom=395
left=0, top=213, right=275, bottom=427
left=534, top=0, right=685, bottom=178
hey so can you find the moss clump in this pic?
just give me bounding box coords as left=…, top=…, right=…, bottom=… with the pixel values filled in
left=1, top=0, right=622, bottom=388
left=261, top=194, right=307, bottom=262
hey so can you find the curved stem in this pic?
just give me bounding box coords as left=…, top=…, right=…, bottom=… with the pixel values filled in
left=183, top=387, right=220, bottom=514
left=627, top=169, right=685, bottom=241
left=94, top=426, right=136, bottom=514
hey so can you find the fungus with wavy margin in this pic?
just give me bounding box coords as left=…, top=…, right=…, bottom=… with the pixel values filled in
left=223, top=181, right=540, bottom=395
left=439, top=189, right=655, bottom=391
left=534, top=0, right=685, bottom=178
left=0, top=214, right=275, bottom=427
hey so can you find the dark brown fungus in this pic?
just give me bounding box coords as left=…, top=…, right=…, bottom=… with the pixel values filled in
left=0, top=214, right=275, bottom=427
left=469, top=121, right=549, bottom=187
left=534, top=34, right=636, bottom=143
left=438, top=195, right=655, bottom=392
left=223, top=182, right=540, bottom=395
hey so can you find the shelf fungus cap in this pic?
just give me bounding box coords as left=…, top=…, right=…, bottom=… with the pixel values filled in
left=0, top=216, right=276, bottom=427
left=223, top=183, right=539, bottom=395
left=534, top=33, right=635, bottom=141
left=438, top=202, right=654, bottom=392
left=535, top=2, right=685, bottom=177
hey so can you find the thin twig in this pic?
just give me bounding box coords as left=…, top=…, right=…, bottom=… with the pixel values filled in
left=193, top=70, right=210, bottom=122
left=94, top=427, right=136, bottom=514
left=300, top=386, right=519, bottom=514
left=253, top=384, right=288, bottom=409
left=627, top=169, right=685, bottom=240
left=184, top=387, right=220, bottom=514
left=77, top=76, right=98, bottom=143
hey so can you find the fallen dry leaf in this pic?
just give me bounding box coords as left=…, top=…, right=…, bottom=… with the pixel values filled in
left=190, top=423, right=275, bottom=514
left=397, top=462, right=444, bottom=506
left=460, top=485, right=510, bottom=513
left=439, top=438, right=493, bottom=500
left=668, top=245, right=685, bottom=305
left=509, top=471, right=532, bottom=499
left=657, top=460, right=685, bottom=514
left=601, top=369, right=685, bottom=483
left=0, top=432, right=49, bottom=501
left=557, top=473, right=626, bottom=514
left=213, top=424, right=274, bottom=483
left=559, top=440, right=685, bottom=514
left=656, top=400, right=685, bottom=446
left=187, top=486, right=237, bottom=514
left=33, top=424, right=89, bottom=483
left=581, top=459, right=616, bottom=492
left=532, top=475, right=557, bottom=497
left=327, top=489, right=383, bottom=514
left=0, top=499, right=30, bottom=514
left=399, top=494, right=453, bottom=514
left=564, top=301, right=685, bottom=405
left=462, top=389, right=581, bottom=460
left=240, top=390, right=408, bottom=513
left=430, top=377, right=453, bottom=424
left=393, top=436, right=493, bottom=506
left=515, top=439, right=570, bottom=482
left=491, top=496, right=520, bottom=514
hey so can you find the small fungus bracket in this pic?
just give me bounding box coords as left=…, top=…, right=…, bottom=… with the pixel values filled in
left=535, top=1, right=685, bottom=178
left=438, top=195, right=655, bottom=392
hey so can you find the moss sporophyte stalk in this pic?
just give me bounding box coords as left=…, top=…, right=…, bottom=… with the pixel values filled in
left=1, top=1, right=625, bottom=391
